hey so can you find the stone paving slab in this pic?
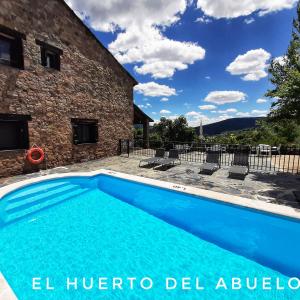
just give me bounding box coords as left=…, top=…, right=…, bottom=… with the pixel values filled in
left=0, top=155, right=299, bottom=211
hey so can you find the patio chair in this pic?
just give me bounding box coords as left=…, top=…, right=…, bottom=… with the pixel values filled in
left=156, top=149, right=181, bottom=168
left=228, top=152, right=250, bottom=179
left=199, top=151, right=221, bottom=174
left=139, top=148, right=165, bottom=167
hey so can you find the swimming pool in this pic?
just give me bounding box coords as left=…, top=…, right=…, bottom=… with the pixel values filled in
left=0, top=172, right=299, bottom=299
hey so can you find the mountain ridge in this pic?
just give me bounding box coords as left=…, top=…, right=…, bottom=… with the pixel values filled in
left=195, top=117, right=263, bottom=136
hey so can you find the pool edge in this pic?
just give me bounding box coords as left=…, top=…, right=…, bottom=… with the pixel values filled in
left=0, top=272, right=18, bottom=300
left=0, top=169, right=300, bottom=221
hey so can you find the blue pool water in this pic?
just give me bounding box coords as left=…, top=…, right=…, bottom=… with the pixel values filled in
left=0, top=174, right=299, bottom=300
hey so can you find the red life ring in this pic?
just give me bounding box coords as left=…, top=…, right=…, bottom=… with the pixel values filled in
left=27, top=147, right=45, bottom=165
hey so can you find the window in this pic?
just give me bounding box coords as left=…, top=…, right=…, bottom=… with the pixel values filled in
left=0, top=25, right=25, bottom=69
left=41, top=48, right=60, bottom=70
left=36, top=40, right=62, bottom=71
left=0, top=114, right=31, bottom=151
left=0, top=36, right=11, bottom=63
left=72, top=119, right=98, bottom=145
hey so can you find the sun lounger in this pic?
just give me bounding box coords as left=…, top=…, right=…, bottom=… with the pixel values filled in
left=139, top=148, right=165, bottom=167
left=199, top=151, right=220, bottom=174
left=157, top=149, right=181, bottom=167
left=229, top=152, right=250, bottom=179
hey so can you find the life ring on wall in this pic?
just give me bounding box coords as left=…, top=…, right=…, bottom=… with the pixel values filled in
left=26, top=146, right=45, bottom=165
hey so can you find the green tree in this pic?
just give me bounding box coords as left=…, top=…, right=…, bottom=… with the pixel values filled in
left=205, top=120, right=300, bottom=146
left=152, top=117, right=173, bottom=140
left=266, top=2, right=300, bottom=122
left=151, top=116, right=196, bottom=142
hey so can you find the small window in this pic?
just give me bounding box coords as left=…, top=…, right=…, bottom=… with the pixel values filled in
left=36, top=40, right=62, bottom=71
left=41, top=48, right=60, bottom=70
left=72, top=119, right=98, bottom=145
left=0, top=25, right=25, bottom=69
left=0, top=115, right=31, bottom=151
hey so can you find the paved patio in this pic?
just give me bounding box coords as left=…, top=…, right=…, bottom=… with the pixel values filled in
left=0, top=155, right=299, bottom=210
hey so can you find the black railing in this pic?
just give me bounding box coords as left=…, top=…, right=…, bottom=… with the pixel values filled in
left=119, top=139, right=300, bottom=174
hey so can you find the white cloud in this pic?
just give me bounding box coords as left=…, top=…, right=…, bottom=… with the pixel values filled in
left=186, top=113, right=234, bottom=127
left=195, top=16, right=212, bottom=23
left=226, top=49, right=271, bottom=81
left=184, top=107, right=242, bottom=126
left=199, top=104, right=217, bottom=110
left=134, top=60, right=187, bottom=79
left=168, top=115, right=179, bottom=120
left=244, top=17, right=255, bottom=24
left=185, top=108, right=237, bottom=127
left=159, top=114, right=179, bottom=121
left=273, top=55, right=287, bottom=66
left=129, top=36, right=205, bottom=78
left=186, top=111, right=201, bottom=117
left=66, top=0, right=206, bottom=79
left=204, top=91, right=247, bottom=105
left=196, top=0, right=297, bottom=19
left=134, top=82, right=177, bottom=97
left=205, top=76, right=211, bottom=79
left=236, top=109, right=268, bottom=117
left=256, top=98, right=268, bottom=104
left=251, top=109, right=268, bottom=116
left=151, top=119, right=160, bottom=124
left=218, top=108, right=238, bottom=113
left=227, top=108, right=238, bottom=113
left=185, top=110, right=233, bottom=127
left=218, top=114, right=232, bottom=120
left=161, top=97, right=169, bottom=102
left=185, top=112, right=208, bottom=126
left=160, top=109, right=171, bottom=114
left=138, top=103, right=152, bottom=109
left=236, top=112, right=251, bottom=117
left=66, top=0, right=186, bottom=32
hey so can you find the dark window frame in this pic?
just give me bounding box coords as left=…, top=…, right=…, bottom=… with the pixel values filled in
left=0, top=25, right=25, bottom=69
left=36, top=39, right=62, bottom=71
left=71, top=119, right=99, bottom=145
left=0, top=114, right=31, bottom=151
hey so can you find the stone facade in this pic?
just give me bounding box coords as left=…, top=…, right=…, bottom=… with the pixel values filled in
left=0, top=0, right=137, bottom=177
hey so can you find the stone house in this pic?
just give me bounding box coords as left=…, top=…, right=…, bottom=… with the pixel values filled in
left=0, top=0, right=139, bottom=177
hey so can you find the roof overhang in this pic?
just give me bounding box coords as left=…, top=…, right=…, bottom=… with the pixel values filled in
left=134, top=104, right=154, bottom=124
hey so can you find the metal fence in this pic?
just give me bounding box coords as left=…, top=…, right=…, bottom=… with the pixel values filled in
left=119, top=139, right=300, bottom=174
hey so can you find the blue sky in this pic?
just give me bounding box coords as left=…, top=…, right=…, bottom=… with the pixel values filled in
left=67, top=0, right=297, bottom=126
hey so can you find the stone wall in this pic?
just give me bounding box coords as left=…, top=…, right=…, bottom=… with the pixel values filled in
left=0, top=0, right=136, bottom=177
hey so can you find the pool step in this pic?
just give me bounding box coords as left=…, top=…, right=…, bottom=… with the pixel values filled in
left=3, top=184, right=89, bottom=224
left=5, top=184, right=83, bottom=213
left=6, top=181, right=72, bottom=203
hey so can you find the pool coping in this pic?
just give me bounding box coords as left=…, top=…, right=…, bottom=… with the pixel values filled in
left=0, top=272, right=17, bottom=300
left=0, top=169, right=300, bottom=221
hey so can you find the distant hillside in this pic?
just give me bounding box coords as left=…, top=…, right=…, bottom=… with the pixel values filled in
left=195, top=117, right=263, bottom=136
